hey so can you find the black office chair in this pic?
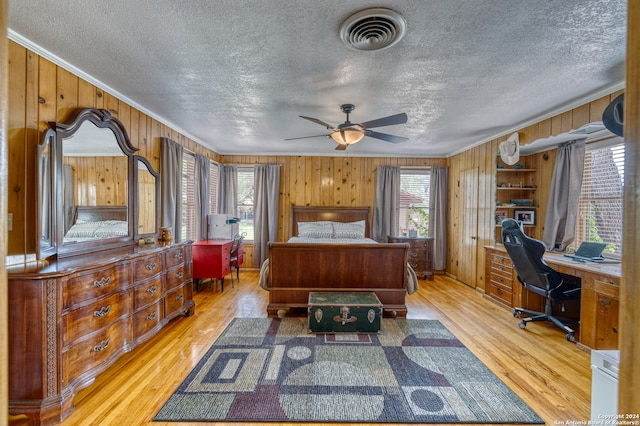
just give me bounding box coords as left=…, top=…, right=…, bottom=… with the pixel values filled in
left=501, top=219, right=581, bottom=341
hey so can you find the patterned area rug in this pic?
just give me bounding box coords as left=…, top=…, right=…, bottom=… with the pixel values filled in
left=154, top=318, right=544, bottom=424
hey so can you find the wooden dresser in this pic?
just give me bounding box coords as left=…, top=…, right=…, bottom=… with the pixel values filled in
left=387, top=236, right=434, bottom=280
left=8, top=242, right=194, bottom=425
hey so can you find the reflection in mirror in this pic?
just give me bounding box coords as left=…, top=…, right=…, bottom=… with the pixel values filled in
left=37, top=130, right=55, bottom=258
left=61, top=120, right=129, bottom=244
left=134, top=156, right=160, bottom=238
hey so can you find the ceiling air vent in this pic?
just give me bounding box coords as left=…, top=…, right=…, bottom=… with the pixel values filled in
left=339, top=8, right=406, bottom=51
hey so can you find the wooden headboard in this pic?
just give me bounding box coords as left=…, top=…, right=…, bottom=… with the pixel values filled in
left=75, top=206, right=128, bottom=223
left=291, top=206, right=371, bottom=238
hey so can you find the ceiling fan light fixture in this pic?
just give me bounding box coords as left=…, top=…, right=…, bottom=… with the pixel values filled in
left=330, top=129, right=365, bottom=145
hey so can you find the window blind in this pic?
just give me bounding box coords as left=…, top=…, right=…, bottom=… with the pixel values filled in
left=181, top=153, right=196, bottom=241
left=237, top=167, right=255, bottom=241
left=575, top=142, right=624, bottom=256
left=399, top=169, right=431, bottom=237
left=209, top=162, right=218, bottom=214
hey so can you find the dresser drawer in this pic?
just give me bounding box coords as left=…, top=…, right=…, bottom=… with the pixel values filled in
left=490, top=253, right=512, bottom=268
left=133, top=275, right=163, bottom=310
left=489, top=269, right=513, bottom=290
left=487, top=282, right=513, bottom=306
left=490, top=257, right=513, bottom=277
left=63, top=263, right=129, bottom=308
left=165, top=284, right=189, bottom=317
left=133, top=300, right=163, bottom=338
left=407, top=248, right=426, bottom=260
left=164, top=246, right=187, bottom=269
left=63, top=317, right=130, bottom=386
left=408, top=260, right=428, bottom=272
left=62, top=291, right=131, bottom=346
left=165, top=264, right=188, bottom=291
left=133, top=253, right=163, bottom=281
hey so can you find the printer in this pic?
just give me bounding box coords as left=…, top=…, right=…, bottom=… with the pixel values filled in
left=207, top=214, right=240, bottom=240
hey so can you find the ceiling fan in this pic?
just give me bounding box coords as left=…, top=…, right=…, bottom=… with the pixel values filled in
left=285, top=104, right=409, bottom=150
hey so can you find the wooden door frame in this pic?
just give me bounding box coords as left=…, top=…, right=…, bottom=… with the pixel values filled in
left=1, top=0, right=9, bottom=422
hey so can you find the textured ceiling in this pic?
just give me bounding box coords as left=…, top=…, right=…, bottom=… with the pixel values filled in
left=8, top=0, right=627, bottom=157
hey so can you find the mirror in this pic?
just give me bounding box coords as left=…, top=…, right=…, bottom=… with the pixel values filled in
left=134, top=155, right=160, bottom=239
left=37, top=130, right=56, bottom=258
left=40, top=108, right=139, bottom=257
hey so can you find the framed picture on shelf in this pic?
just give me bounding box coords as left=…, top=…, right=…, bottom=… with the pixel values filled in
left=495, top=210, right=507, bottom=225
left=514, top=210, right=535, bottom=225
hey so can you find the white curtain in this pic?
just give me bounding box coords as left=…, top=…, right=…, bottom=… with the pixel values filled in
left=160, top=137, right=183, bottom=242
left=253, top=165, right=280, bottom=266
left=543, top=140, right=586, bottom=251
left=218, top=165, right=238, bottom=216
left=429, top=166, right=448, bottom=271
left=372, top=166, right=400, bottom=242
left=194, top=154, right=210, bottom=241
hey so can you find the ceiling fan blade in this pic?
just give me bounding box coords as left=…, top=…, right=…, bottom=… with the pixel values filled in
left=366, top=130, right=409, bottom=143
left=299, top=116, right=338, bottom=130
left=284, top=134, right=331, bottom=141
left=358, top=113, right=408, bottom=129
left=334, top=144, right=348, bottom=151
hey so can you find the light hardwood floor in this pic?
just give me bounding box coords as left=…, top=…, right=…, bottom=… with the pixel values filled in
left=25, top=270, right=593, bottom=425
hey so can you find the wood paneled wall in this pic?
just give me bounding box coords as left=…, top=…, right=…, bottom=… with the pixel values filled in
left=446, top=89, right=624, bottom=290
left=7, top=39, right=622, bottom=289
left=64, top=156, right=129, bottom=207
left=6, top=40, right=220, bottom=255
left=220, top=155, right=447, bottom=267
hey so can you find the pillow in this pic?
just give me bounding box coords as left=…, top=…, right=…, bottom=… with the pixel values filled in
left=297, top=221, right=334, bottom=239
left=332, top=220, right=366, bottom=239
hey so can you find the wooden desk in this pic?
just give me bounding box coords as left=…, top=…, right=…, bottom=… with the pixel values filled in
left=193, top=239, right=232, bottom=291
left=543, top=253, right=621, bottom=350
left=485, top=245, right=621, bottom=350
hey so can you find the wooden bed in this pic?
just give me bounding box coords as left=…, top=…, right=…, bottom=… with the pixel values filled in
left=64, top=205, right=129, bottom=243
left=262, top=206, right=414, bottom=317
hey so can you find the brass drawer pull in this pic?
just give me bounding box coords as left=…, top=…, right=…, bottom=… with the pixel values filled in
left=175, top=271, right=184, bottom=280
left=93, top=305, right=111, bottom=317
left=147, top=285, right=158, bottom=294
left=146, top=262, right=157, bottom=271
left=93, top=276, right=110, bottom=287
left=93, top=338, right=110, bottom=352
left=176, top=294, right=184, bottom=301
left=174, top=252, right=183, bottom=260
left=147, top=312, right=156, bottom=321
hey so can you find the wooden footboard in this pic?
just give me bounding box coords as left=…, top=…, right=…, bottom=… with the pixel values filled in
left=266, top=242, right=409, bottom=317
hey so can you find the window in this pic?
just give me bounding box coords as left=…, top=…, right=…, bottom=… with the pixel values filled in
left=237, top=167, right=255, bottom=241
left=180, top=153, right=196, bottom=241
left=399, top=169, right=431, bottom=237
left=574, top=140, right=624, bottom=257
left=209, top=161, right=218, bottom=214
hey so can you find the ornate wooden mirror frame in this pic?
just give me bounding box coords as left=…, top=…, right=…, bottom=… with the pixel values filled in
left=38, top=108, right=141, bottom=258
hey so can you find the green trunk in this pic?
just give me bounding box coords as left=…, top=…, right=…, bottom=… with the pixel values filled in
left=308, top=292, right=382, bottom=333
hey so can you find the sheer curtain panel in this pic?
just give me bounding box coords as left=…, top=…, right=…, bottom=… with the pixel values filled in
left=429, top=166, right=448, bottom=271
left=543, top=140, right=586, bottom=251
left=372, top=166, right=400, bottom=242
left=253, top=165, right=280, bottom=266
left=160, top=138, right=183, bottom=242
left=194, top=154, right=210, bottom=241
left=218, top=165, right=238, bottom=216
